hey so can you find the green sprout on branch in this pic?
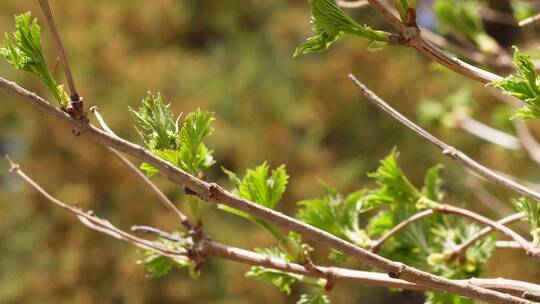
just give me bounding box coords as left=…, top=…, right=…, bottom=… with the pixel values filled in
left=0, top=13, right=68, bottom=107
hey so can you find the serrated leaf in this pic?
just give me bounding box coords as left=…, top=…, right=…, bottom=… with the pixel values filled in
left=513, top=197, right=540, bottom=244
left=422, top=165, right=445, bottom=201
left=219, top=163, right=289, bottom=241
left=366, top=149, right=420, bottom=206
left=245, top=247, right=302, bottom=295
left=178, top=109, right=216, bottom=175
left=297, top=186, right=370, bottom=246
left=294, top=0, right=389, bottom=57
left=490, top=47, right=540, bottom=120
left=0, top=13, right=67, bottom=107
left=137, top=233, right=197, bottom=278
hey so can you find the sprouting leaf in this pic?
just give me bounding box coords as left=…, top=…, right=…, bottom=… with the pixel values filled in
left=513, top=197, right=540, bottom=244
left=220, top=163, right=289, bottom=241
left=297, top=292, right=331, bottom=304
left=130, top=94, right=215, bottom=176
left=394, top=0, right=417, bottom=25
left=137, top=233, right=197, bottom=278
left=366, top=149, right=419, bottom=205
left=422, top=165, right=445, bottom=202
left=245, top=247, right=302, bottom=295
left=297, top=186, right=370, bottom=246
left=490, top=47, right=540, bottom=120
left=128, top=92, right=180, bottom=151
left=294, top=0, right=389, bottom=57
left=178, top=109, right=216, bottom=175
left=0, top=13, right=68, bottom=107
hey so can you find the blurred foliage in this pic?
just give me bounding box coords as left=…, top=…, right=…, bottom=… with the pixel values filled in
left=1, top=1, right=540, bottom=303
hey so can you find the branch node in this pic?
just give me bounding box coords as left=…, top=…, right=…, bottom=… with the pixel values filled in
left=324, top=267, right=336, bottom=291
left=388, top=262, right=406, bottom=279
left=5, top=155, right=19, bottom=172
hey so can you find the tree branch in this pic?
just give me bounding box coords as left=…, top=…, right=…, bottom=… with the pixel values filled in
left=455, top=116, right=520, bottom=150
left=348, top=74, right=540, bottom=204
left=366, top=0, right=503, bottom=84
left=336, top=0, right=369, bottom=9
left=7, top=164, right=540, bottom=300
left=38, top=0, right=84, bottom=118
left=90, top=106, right=192, bottom=230
left=0, top=76, right=533, bottom=304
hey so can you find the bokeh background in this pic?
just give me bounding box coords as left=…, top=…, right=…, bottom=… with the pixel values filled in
left=1, top=1, right=539, bottom=303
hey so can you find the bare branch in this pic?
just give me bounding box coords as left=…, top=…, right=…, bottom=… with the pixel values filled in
left=348, top=74, right=540, bottom=204
left=5, top=155, right=188, bottom=261
left=455, top=116, right=520, bottom=150
left=514, top=120, right=540, bottom=165
left=518, top=13, right=540, bottom=27
left=336, top=0, right=368, bottom=9
left=90, top=106, right=192, bottom=230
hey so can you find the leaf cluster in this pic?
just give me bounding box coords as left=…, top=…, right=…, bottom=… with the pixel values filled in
left=513, top=197, right=540, bottom=244
left=129, top=92, right=215, bottom=177
left=138, top=233, right=198, bottom=278
left=297, top=186, right=371, bottom=247
left=0, top=13, right=68, bottom=107
left=294, top=0, right=389, bottom=57
left=490, top=47, right=540, bottom=120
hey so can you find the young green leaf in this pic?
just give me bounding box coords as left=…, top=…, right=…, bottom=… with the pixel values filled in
left=297, top=186, right=370, bottom=247
left=137, top=234, right=198, bottom=278
left=366, top=149, right=420, bottom=205
left=294, top=0, right=389, bottom=57
left=128, top=92, right=180, bottom=151
left=130, top=93, right=215, bottom=176
left=490, top=47, right=540, bottom=120
left=297, top=292, right=331, bottom=304
left=0, top=13, right=68, bottom=107
left=513, top=197, right=540, bottom=244
left=245, top=247, right=302, bottom=295
left=220, top=163, right=289, bottom=241
left=178, top=109, right=216, bottom=175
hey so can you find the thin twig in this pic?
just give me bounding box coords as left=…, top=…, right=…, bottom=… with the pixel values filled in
left=519, top=13, right=540, bottom=27
left=348, top=74, right=540, bottom=203
left=514, top=120, right=540, bottom=165
left=5, top=155, right=187, bottom=260
left=336, top=0, right=369, bottom=9
left=0, top=76, right=533, bottom=304
left=366, top=0, right=503, bottom=84
left=90, top=106, right=192, bottom=230
left=38, top=0, right=85, bottom=120
left=455, top=116, right=520, bottom=150
left=371, top=209, right=434, bottom=253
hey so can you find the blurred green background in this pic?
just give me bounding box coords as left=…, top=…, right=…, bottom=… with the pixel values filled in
left=1, top=1, right=539, bottom=303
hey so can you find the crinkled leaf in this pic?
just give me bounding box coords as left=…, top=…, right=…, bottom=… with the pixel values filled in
left=294, top=0, right=389, bottom=56
left=245, top=247, right=302, bottom=295
left=138, top=234, right=197, bottom=278
left=422, top=165, right=445, bottom=201
left=366, top=149, right=420, bottom=206
left=219, top=163, right=289, bottom=241
left=490, top=47, right=540, bottom=120
left=128, top=92, right=180, bottom=151
left=0, top=13, right=67, bottom=107
left=513, top=197, right=540, bottom=244
left=178, top=109, right=216, bottom=175
left=297, top=186, right=370, bottom=246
